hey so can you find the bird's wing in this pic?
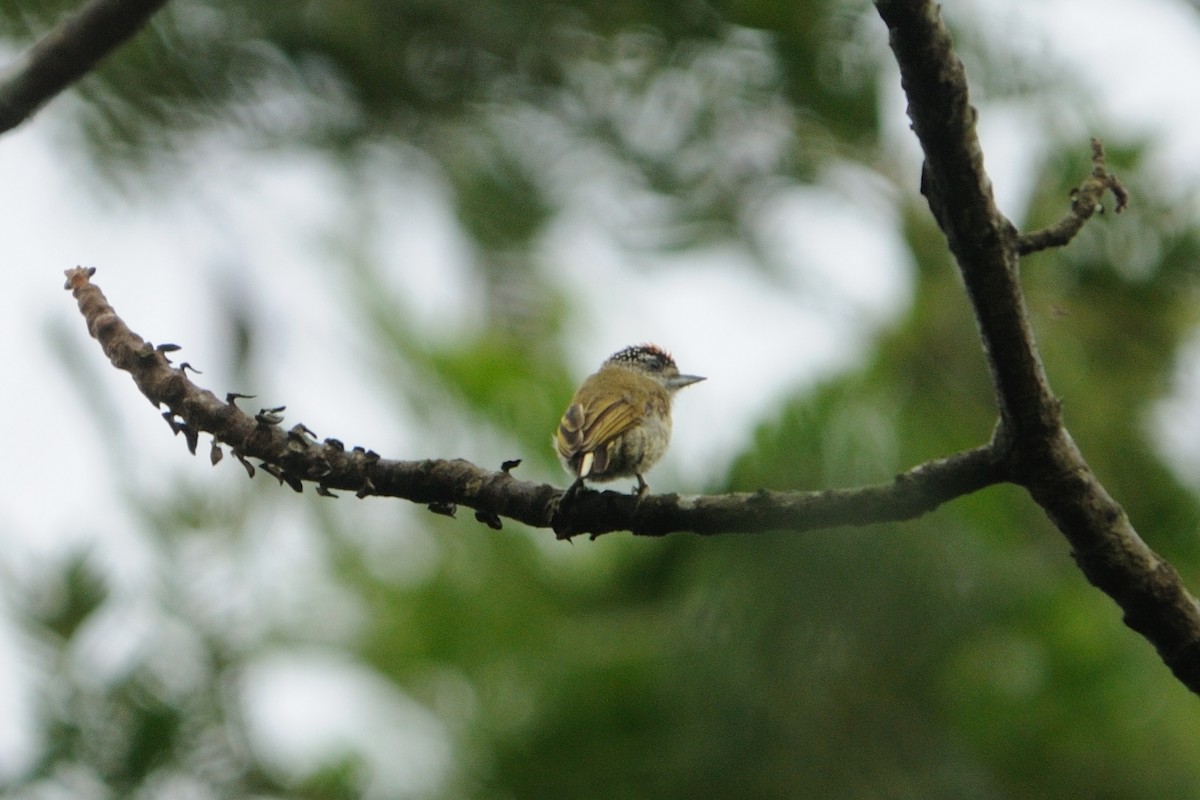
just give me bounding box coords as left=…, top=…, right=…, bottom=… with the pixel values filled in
left=556, top=393, right=642, bottom=475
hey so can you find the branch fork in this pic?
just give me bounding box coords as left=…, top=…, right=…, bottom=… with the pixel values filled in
left=56, top=0, right=1200, bottom=695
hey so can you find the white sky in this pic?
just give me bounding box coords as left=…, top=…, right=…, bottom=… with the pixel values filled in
left=2, top=0, right=1200, bottom=793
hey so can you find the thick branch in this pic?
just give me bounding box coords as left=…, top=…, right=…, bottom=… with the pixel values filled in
left=63, top=266, right=1005, bottom=539
left=877, top=0, right=1052, bottom=441
left=876, top=0, right=1200, bottom=694
left=0, top=0, right=170, bottom=134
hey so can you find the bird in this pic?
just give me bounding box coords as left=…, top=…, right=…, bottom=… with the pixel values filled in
left=554, top=343, right=705, bottom=496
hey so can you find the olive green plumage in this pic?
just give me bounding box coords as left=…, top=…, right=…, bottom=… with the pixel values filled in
left=555, top=344, right=704, bottom=496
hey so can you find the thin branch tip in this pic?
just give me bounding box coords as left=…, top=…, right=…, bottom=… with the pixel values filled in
left=63, top=265, right=96, bottom=290
left=1017, top=137, right=1129, bottom=256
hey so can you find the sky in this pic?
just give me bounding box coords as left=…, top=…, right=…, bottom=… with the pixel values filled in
left=2, top=0, right=1200, bottom=792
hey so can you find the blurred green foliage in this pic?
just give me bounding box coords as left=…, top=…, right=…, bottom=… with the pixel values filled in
left=8, top=0, right=1200, bottom=798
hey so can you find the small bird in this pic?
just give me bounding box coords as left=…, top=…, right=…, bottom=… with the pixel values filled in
left=555, top=344, right=705, bottom=496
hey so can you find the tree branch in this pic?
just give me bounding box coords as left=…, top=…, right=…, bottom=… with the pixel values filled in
left=63, top=266, right=1005, bottom=540
left=876, top=0, right=1200, bottom=694
left=0, top=0, right=170, bottom=134
left=52, top=0, right=1200, bottom=697
left=1017, top=137, right=1130, bottom=256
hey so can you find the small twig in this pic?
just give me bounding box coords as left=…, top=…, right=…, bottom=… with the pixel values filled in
left=1017, top=137, right=1129, bottom=256
left=0, top=0, right=171, bottom=134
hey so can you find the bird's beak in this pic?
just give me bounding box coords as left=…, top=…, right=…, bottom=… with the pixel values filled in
left=668, top=374, right=705, bottom=389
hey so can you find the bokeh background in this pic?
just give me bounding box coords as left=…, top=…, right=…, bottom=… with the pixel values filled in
left=3, top=0, right=1200, bottom=797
